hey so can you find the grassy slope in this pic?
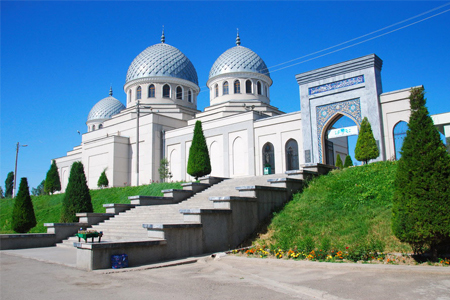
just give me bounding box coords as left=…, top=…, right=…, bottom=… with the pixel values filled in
left=257, top=161, right=412, bottom=253
left=0, top=182, right=182, bottom=234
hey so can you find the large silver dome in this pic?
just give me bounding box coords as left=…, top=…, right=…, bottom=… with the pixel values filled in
left=87, top=96, right=125, bottom=122
left=209, top=45, right=270, bottom=79
left=126, top=43, right=198, bottom=85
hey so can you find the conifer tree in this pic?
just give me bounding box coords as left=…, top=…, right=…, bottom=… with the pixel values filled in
left=158, top=158, right=172, bottom=182
left=187, top=121, right=211, bottom=180
left=344, top=155, right=353, bottom=168
left=44, top=160, right=61, bottom=195
left=61, top=161, right=93, bottom=222
left=12, top=178, right=36, bottom=233
left=335, top=154, right=343, bottom=169
left=355, top=117, right=379, bottom=164
left=97, top=169, right=109, bottom=188
left=0, top=186, right=4, bottom=199
left=392, top=87, right=450, bottom=256
left=5, top=171, right=14, bottom=198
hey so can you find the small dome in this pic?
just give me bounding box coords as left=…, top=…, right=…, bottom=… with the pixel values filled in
left=209, top=45, right=270, bottom=80
left=87, top=96, right=125, bottom=122
left=126, top=43, right=198, bottom=85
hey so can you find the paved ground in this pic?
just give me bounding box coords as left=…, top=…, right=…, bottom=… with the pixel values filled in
left=1, top=249, right=450, bottom=300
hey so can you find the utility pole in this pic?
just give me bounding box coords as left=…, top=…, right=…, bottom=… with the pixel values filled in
left=13, top=142, right=28, bottom=198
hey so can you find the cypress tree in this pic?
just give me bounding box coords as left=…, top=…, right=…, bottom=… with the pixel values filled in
left=355, top=117, right=379, bottom=164
left=97, top=169, right=109, bottom=188
left=335, top=154, right=343, bottom=169
left=187, top=121, right=211, bottom=180
left=344, top=155, right=353, bottom=168
left=12, top=178, right=37, bottom=233
left=392, top=87, right=450, bottom=256
left=44, top=160, right=61, bottom=195
left=61, top=161, right=93, bottom=222
left=5, top=171, right=14, bottom=198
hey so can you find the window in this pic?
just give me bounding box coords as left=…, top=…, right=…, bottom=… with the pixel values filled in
left=136, top=86, right=142, bottom=100
left=176, top=86, right=183, bottom=100
left=285, top=139, right=299, bottom=171
left=223, top=81, right=229, bottom=95
left=265, top=86, right=268, bottom=97
left=215, top=84, right=219, bottom=98
left=257, top=81, right=262, bottom=95
left=99, top=124, right=103, bottom=129
left=163, top=84, right=170, bottom=98
left=188, top=90, right=192, bottom=102
left=128, top=90, right=132, bottom=102
left=394, top=121, right=408, bottom=160
left=148, top=84, right=155, bottom=98
left=234, top=80, right=240, bottom=94
left=92, top=125, right=96, bottom=131
left=262, top=142, right=275, bottom=174
left=246, top=80, right=252, bottom=94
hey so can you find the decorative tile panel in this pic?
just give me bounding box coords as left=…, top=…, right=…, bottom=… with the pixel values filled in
left=316, top=99, right=362, bottom=163
left=309, top=75, right=364, bottom=96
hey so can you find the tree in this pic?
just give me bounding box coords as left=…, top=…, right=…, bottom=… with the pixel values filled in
left=187, top=121, right=211, bottom=180
left=344, top=155, right=353, bottom=168
left=0, top=186, right=4, bottom=199
left=61, top=161, right=93, bottom=222
left=5, top=171, right=14, bottom=198
left=158, top=158, right=172, bottom=182
left=391, top=87, right=450, bottom=257
left=44, top=160, right=61, bottom=195
left=31, top=180, right=46, bottom=196
left=335, top=154, right=343, bottom=169
left=97, top=169, right=109, bottom=188
left=355, top=117, right=379, bottom=164
left=12, top=178, right=37, bottom=233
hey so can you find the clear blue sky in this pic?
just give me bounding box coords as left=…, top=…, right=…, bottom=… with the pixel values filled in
left=1, top=1, right=450, bottom=190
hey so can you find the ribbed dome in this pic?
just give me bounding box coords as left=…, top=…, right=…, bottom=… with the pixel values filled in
left=209, top=45, right=270, bottom=79
left=126, top=43, right=198, bottom=85
left=87, top=96, right=125, bottom=122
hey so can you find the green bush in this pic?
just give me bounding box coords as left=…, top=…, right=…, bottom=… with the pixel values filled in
left=97, top=170, right=109, bottom=188
left=344, top=155, right=353, bottom=168
left=335, top=155, right=343, bottom=169
left=12, top=178, right=36, bottom=233
left=61, top=162, right=93, bottom=222
left=355, top=117, right=379, bottom=164
left=44, top=160, right=61, bottom=195
left=392, top=87, right=450, bottom=256
left=187, top=121, right=211, bottom=180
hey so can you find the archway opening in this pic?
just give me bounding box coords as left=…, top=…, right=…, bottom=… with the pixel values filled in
left=323, top=114, right=359, bottom=166
left=285, top=139, right=299, bottom=171
left=394, top=121, right=408, bottom=160
left=262, top=142, right=275, bottom=174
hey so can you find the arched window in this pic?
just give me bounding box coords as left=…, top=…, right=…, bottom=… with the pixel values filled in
left=223, top=81, right=229, bottom=95
left=176, top=86, right=183, bottom=100
left=92, top=125, right=96, bottom=131
left=265, top=86, right=268, bottom=97
left=163, top=84, right=170, bottom=98
left=257, top=81, right=262, bottom=95
left=262, top=142, right=275, bottom=174
left=394, top=121, right=408, bottom=160
left=246, top=80, right=252, bottom=94
left=99, top=124, right=103, bottom=129
left=285, top=139, right=299, bottom=171
left=128, top=90, right=132, bottom=103
left=234, top=80, right=240, bottom=94
left=136, top=86, right=142, bottom=100
left=215, top=84, right=219, bottom=98
left=148, top=84, right=155, bottom=98
left=188, top=90, right=192, bottom=103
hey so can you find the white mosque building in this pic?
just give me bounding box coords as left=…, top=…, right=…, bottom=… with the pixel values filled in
left=54, top=32, right=450, bottom=192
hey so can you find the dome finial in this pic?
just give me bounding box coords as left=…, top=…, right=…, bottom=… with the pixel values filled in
left=236, top=28, right=241, bottom=46
left=161, top=26, right=165, bottom=43
left=109, top=86, right=113, bottom=96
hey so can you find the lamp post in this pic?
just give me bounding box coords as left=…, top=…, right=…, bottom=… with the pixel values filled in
left=135, top=100, right=152, bottom=186
left=13, top=142, right=28, bottom=198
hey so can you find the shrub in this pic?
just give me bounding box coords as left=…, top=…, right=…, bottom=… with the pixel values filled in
left=392, top=87, right=450, bottom=257
left=4, top=171, right=14, bottom=198
left=344, top=155, right=353, bottom=168
left=61, top=162, right=93, bottom=222
left=335, top=155, right=343, bottom=169
left=12, top=178, right=36, bottom=233
left=355, top=117, right=379, bottom=164
left=44, top=160, right=61, bottom=195
left=97, top=169, right=109, bottom=188
left=187, top=121, right=211, bottom=180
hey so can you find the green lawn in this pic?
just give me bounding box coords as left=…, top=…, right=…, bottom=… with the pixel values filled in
left=256, top=161, right=412, bottom=253
left=0, top=182, right=182, bottom=234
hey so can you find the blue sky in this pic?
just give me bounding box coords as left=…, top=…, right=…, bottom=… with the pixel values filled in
left=1, top=1, right=450, bottom=190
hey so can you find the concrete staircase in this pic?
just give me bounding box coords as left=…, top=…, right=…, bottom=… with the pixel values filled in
left=62, top=167, right=333, bottom=270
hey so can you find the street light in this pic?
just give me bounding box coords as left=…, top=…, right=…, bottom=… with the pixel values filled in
left=13, top=142, right=28, bottom=198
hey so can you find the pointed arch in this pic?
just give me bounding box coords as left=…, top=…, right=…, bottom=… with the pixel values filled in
left=393, top=121, right=408, bottom=160
left=234, top=80, right=241, bottom=94
left=163, top=84, right=171, bottom=98
left=136, top=86, right=142, bottom=100
left=285, top=139, right=299, bottom=171
left=148, top=84, right=155, bottom=98
left=246, top=79, right=252, bottom=94
left=223, top=81, right=229, bottom=95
